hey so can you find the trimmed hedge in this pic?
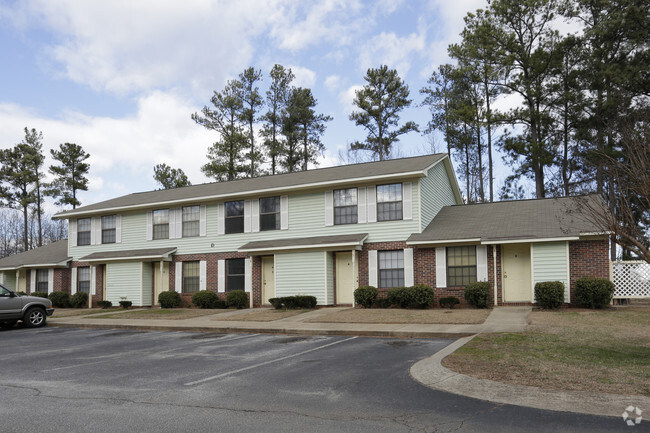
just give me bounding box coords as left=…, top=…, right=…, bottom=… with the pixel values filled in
left=226, top=290, right=248, bottom=309
left=354, top=286, right=378, bottom=308
left=192, top=290, right=220, bottom=309
left=374, top=297, right=392, bottom=308
left=32, top=291, right=49, bottom=299
left=119, top=300, right=132, bottom=309
left=534, top=281, right=565, bottom=309
left=48, top=291, right=70, bottom=308
left=158, top=291, right=181, bottom=308
left=575, top=277, right=615, bottom=309
left=97, top=300, right=112, bottom=309
left=269, top=295, right=317, bottom=310
left=387, top=285, right=435, bottom=309
left=70, top=291, right=88, bottom=308
left=464, top=281, right=490, bottom=309
left=439, top=296, right=460, bottom=309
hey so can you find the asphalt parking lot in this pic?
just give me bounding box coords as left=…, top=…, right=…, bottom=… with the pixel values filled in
left=0, top=327, right=630, bottom=432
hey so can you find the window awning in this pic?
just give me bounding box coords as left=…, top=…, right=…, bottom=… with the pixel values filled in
left=239, top=234, right=368, bottom=254
left=79, top=247, right=177, bottom=263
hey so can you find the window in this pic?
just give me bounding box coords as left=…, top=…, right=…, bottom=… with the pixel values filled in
left=36, top=269, right=48, bottom=292
left=153, top=209, right=169, bottom=240
left=182, top=206, right=200, bottom=237
left=376, top=183, right=402, bottom=221
left=77, top=218, right=91, bottom=246
left=77, top=267, right=90, bottom=294
left=225, top=201, right=244, bottom=234
left=226, top=258, right=245, bottom=292
left=182, top=261, right=200, bottom=293
left=259, top=197, right=280, bottom=231
left=101, top=215, right=116, bottom=244
left=447, top=246, right=477, bottom=287
left=378, top=250, right=404, bottom=288
left=334, top=188, right=357, bottom=225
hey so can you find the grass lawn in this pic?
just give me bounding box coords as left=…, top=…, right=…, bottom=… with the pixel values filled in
left=213, top=309, right=311, bottom=322
left=443, top=307, right=650, bottom=396
left=94, top=308, right=232, bottom=320
left=307, top=308, right=490, bottom=324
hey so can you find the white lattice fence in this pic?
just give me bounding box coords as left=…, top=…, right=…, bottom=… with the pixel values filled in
left=612, top=261, right=650, bottom=298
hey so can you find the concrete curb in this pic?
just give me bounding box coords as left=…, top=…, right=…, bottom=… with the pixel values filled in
left=410, top=334, right=650, bottom=418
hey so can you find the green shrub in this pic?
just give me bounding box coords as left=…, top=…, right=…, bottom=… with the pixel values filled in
left=119, top=300, right=132, bottom=309
left=97, top=300, right=112, bottom=309
left=226, top=290, right=248, bottom=309
left=269, top=297, right=283, bottom=309
left=32, top=291, right=49, bottom=299
left=158, top=291, right=181, bottom=308
left=534, top=281, right=565, bottom=309
left=354, top=286, right=378, bottom=308
left=575, top=277, right=615, bottom=309
left=374, top=297, right=392, bottom=308
left=464, top=281, right=490, bottom=309
left=70, top=291, right=89, bottom=308
left=387, top=285, right=434, bottom=309
left=192, top=290, right=221, bottom=309
left=387, top=287, right=410, bottom=308
left=48, top=291, right=70, bottom=308
left=268, top=295, right=317, bottom=309
left=17, top=291, right=27, bottom=296
left=439, top=296, right=460, bottom=309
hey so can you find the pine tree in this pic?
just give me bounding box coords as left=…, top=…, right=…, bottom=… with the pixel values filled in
left=153, top=163, right=191, bottom=189
left=261, top=65, right=294, bottom=174
left=46, top=142, right=90, bottom=209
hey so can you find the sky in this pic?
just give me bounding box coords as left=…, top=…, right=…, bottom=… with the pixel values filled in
left=0, top=0, right=490, bottom=214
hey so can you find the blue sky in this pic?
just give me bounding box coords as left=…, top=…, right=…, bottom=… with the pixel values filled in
left=0, top=0, right=490, bottom=212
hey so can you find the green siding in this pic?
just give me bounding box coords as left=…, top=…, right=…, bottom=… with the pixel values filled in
left=1, top=271, right=17, bottom=291
left=420, top=162, right=458, bottom=230
left=106, top=262, right=145, bottom=306
left=325, top=252, right=334, bottom=305
left=532, top=242, right=569, bottom=302
left=275, top=251, right=327, bottom=305
left=141, top=262, right=153, bottom=306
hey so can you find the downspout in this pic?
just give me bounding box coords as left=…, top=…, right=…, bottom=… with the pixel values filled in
left=492, top=245, right=498, bottom=306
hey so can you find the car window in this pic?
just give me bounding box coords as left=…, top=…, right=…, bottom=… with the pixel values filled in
left=0, top=287, right=9, bottom=297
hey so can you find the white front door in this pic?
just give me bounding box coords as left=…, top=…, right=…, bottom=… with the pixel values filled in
left=336, top=252, right=357, bottom=304
left=153, top=262, right=169, bottom=305
left=502, top=244, right=532, bottom=302
left=262, top=256, right=275, bottom=304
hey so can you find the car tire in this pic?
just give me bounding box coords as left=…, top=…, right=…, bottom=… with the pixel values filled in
left=23, top=307, right=47, bottom=328
left=0, top=320, right=18, bottom=329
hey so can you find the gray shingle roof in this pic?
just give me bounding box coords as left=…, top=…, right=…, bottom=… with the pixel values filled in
left=408, top=195, right=606, bottom=244
left=79, top=247, right=177, bottom=262
left=239, top=233, right=369, bottom=252
left=54, top=154, right=447, bottom=218
left=0, top=240, right=71, bottom=270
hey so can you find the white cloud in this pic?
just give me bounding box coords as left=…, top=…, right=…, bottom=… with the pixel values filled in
left=339, top=85, right=363, bottom=116
left=358, top=26, right=427, bottom=77
left=288, top=66, right=316, bottom=88
left=325, top=75, right=341, bottom=92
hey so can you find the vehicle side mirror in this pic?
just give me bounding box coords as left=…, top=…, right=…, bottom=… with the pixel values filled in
left=9, top=291, right=16, bottom=298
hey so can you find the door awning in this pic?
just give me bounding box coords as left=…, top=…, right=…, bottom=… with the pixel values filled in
left=239, top=233, right=368, bottom=254
left=79, top=247, right=177, bottom=263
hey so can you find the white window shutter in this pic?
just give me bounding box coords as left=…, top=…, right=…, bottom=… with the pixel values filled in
left=217, top=203, right=225, bottom=235
left=91, top=266, right=97, bottom=295
left=70, top=220, right=77, bottom=246
left=251, top=199, right=260, bottom=232
left=168, top=210, right=175, bottom=239
left=175, top=208, right=182, bottom=239
left=368, top=250, right=378, bottom=287
left=175, top=262, right=182, bottom=293
left=435, top=247, right=446, bottom=288
left=115, top=214, right=122, bottom=243
left=71, top=268, right=78, bottom=295
left=404, top=248, right=414, bottom=286
left=95, top=216, right=101, bottom=244
left=199, top=205, right=207, bottom=237
left=244, top=200, right=252, bottom=233
left=477, top=245, right=488, bottom=282
left=357, top=187, right=367, bottom=224
left=47, top=269, right=54, bottom=294
left=244, top=258, right=252, bottom=293
left=324, top=191, right=333, bottom=226
left=218, top=260, right=225, bottom=293
left=90, top=217, right=96, bottom=245
left=280, top=195, right=289, bottom=230
left=146, top=211, right=153, bottom=241
left=30, top=269, right=36, bottom=293
left=402, top=182, right=412, bottom=220
left=199, top=261, right=207, bottom=291
left=367, top=186, right=377, bottom=223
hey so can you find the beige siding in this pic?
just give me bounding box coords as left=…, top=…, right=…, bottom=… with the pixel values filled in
left=106, top=262, right=143, bottom=306
left=275, top=251, right=326, bottom=305
left=532, top=242, right=569, bottom=302
left=420, top=162, right=458, bottom=229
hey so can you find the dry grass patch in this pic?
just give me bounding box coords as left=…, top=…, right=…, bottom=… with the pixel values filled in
left=95, top=308, right=231, bottom=320
left=214, top=309, right=311, bottom=322
left=444, top=307, right=650, bottom=396
left=307, top=308, right=490, bottom=324
left=52, top=308, right=119, bottom=318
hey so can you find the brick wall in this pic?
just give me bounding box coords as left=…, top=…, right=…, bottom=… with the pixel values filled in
left=569, top=239, right=610, bottom=304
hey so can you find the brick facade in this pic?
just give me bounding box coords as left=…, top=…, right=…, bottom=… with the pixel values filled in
left=568, top=239, right=610, bottom=304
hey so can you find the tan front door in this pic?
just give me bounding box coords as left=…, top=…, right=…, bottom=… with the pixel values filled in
left=502, top=244, right=532, bottom=302
left=336, top=252, right=357, bottom=304
left=153, top=262, right=169, bottom=305
left=262, top=256, right=275, bottom=304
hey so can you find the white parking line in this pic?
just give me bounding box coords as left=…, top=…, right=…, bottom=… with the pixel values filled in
left=184, top=336, right=358, bottom=386
left=43, top=359, right=110, bottom=372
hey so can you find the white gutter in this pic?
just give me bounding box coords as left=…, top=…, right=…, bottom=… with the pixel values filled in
left=240, top=241, right=366, bottom=254
left=406, top=238, right=482, bottom=246
left=81, top=254, right=175, bottom=263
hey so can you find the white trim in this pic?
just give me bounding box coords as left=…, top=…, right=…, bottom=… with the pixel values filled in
left=407, top=238, right=482, bottom=246
left=199, top=260, right=207, bottom=291
left=488, top=237, right=580, bottom=245
left=280, top=195, right=289, bottom=230
left=565, top=241, right=571, bottom=303
left=71, top=268, right=78, bottom=295
left=115, top=214, right=122, bottom=243
left=477, top=245, right=488, bottom=282
left=175, top=262, right=182, bottom=293
left=324, top=191, right=333, bottom=226
left=30, top=269, right=36, bottom=293
left=240, top=240, right=367, bottom=254
left=324, top=252, right=328, bottom=306
left=217, top=203, right=225, bottom=235
left=357, top=187, right=367, bottom=224
left=218, top=260, right=225, bottom=293
left=492, top=245, right=498, bottom=306
left=168, top=209, right=175, bottom=239
left=199, top=205, right=207, bottom=237
left=417, top=181, right=422, bottom=232
left=91, top=265, right=96, bottom=295
left=69, top=220, right=77, bottom=246
left=90, top=217, right=99, bottom=245
left=404, top=248, right=414, bottom=287
left=402, top=182, right=412, bottom=220
left=435, top=247, right=446, bottom=288
left=81, top=252, right=176, bottom=263
left=244, top=200, right=252, bottom=233
left=530, top=244, right=535, bottom=302
left=47, top=269, right=54, bottom=295
left=175, top=208, right=182, bottom=239
left=368, top=250, right=378, bottom=287
left=367, top=185, right=377, bottom=223
left=251, top=199, right=260, bottom=232
left=245, top=257, right=252, bottom=293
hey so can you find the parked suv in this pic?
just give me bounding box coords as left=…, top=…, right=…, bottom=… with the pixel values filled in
left=0, top=285, right=54, bottom=328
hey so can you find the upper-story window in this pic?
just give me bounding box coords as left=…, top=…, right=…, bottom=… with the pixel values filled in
left=260, top=197, right=280, bottom=231
left=101, top=215, right=116, bottom=244
left=153, top=209, right=169, bottom=240
left=334, top=188, right=357, bottom=225
left=77, top=218, right=91, bottom=246
left=225, top=201, right=244, bottom=234
left=36, top=269, right=49, bottom=292
left=376, top=183, right=403, bottom=221
left=182, top=206, right=200, bottom=237
left=447, top=246, right=477, bottom=287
